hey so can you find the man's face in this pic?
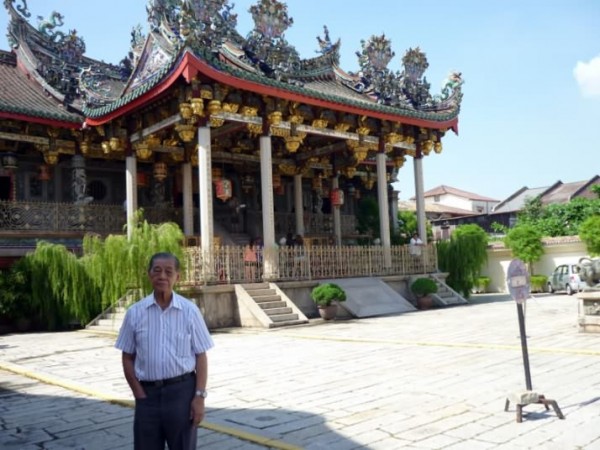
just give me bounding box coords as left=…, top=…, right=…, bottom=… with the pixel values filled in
left=148, top=257, right=180, bottom=295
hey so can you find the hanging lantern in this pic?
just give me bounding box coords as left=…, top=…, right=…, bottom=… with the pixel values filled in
left=330, top=188, right=344, bottom=206
left=1, top=152, right=18, bottom=170
left=214, top=178, right=232, bottom=202
left=137, top=172, right=149, bottom=187
left=38, top=164, right=51, bottom=181
left=153, top=162, right=168, bottom=181
left=312, top=176, right=322, bottom=191
left=272, top=173, right=282, bottom=189
left=242, top=174, right=254, bottom=192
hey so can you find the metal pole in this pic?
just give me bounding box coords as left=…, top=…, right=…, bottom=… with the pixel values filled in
left=517, top=303, right=533, bottom=391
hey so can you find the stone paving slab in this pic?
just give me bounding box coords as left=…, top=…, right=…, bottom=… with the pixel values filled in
left=1, top=293, right=600, bottom=449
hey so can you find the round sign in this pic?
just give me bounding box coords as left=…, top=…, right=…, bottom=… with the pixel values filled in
left=506, top=259, right=530, bottom=304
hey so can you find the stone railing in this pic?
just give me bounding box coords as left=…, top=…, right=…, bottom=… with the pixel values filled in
left=181, top=243, right=437, bottom=285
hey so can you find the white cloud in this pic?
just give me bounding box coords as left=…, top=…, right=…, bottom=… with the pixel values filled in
left=574, top=55, right=600, bottom=98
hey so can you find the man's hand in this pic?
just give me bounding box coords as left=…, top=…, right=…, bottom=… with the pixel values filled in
left=190, top=397, right=205, bottom=425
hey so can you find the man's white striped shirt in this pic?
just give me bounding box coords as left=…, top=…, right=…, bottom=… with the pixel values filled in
left=115, top=292, right=214, bottom=381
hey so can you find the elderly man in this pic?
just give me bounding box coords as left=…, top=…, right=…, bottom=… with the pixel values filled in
left=115, top=252, right=214, bottom=450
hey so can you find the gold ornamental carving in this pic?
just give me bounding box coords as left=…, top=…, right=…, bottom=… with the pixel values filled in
left=353, top=146, right=369, bottom=162
left=421, top=140, right=434, bottom=156
left=268, top=111, right=282, bottom=126
left=222, top=102, right=240, bottom=114
left=393, top=156, right=406, bottom=168
left=247, top=123, right=263, bottom=135
left=434, top=142, right=443, bottom=153
left=209, top=117, right=225, bottom=128
left=241, top=105, right=258, bottom=117
left=44, top=151, right=59, bottom=165
left=311, top=118, right=328, bottom=129
left=179, top=102, right=193, bottom=120
left=207, top=100, right=222, bottom=116
left=284, top=135, right=303, bottom=153
left=190, top=98, right=204, bottom=116
left=278, top=163, right=298, bottom=176
left=176, top=124, right=197, bottom=142
left=334, top=123, right=351, bottom=132
left=146, top=134, right=161, bottom=149
left=134, top=142, right=153, bottom=160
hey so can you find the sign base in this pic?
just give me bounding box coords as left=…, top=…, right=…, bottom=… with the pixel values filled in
left=504, top=391, right=565, bottom=423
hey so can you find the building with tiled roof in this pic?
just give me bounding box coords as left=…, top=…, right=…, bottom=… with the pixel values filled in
left=431, top=176, right=600, bottom=237
left=411, top=184, right=500, bottom=215
left=0, top=0, right=464, bottom=278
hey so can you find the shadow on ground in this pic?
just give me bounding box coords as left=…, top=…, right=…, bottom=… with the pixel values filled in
left=0, top=377, right=359, bottom=450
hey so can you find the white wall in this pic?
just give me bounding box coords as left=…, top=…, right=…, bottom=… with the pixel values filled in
left=426, top=193, right=472, bottom=211
left=482, top=239, right=589, bottom=293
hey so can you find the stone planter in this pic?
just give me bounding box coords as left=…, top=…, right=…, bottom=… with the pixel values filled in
left=417, top=295, right=434, bottom=310
left=318, top=304, right=338, bottom=320
left=577, top=290, right=600, bottom=333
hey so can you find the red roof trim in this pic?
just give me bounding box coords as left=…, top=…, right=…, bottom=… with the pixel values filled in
left=0, top=111, right=81, bottom=129
left=86, top=51, right=459, bottom=131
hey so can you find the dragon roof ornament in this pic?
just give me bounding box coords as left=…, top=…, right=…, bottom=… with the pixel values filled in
left=348, top=35, right=463, bottom=112
left=146, top=0, right=238, bottom=53
left=4, top=0, right=132, bottom=107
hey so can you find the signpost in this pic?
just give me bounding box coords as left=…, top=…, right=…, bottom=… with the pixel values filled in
left=504, top=259, right=565, bottom=422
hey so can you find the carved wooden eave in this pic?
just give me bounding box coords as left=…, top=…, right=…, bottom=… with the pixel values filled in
left=85, top=50, right=459, bottom=133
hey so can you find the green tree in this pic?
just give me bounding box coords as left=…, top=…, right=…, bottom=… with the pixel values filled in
left=579, top=215, right=600, bottom=256
left=437, top=224, right=488, bottom=298
left=504, top=224, right=544, bottom=274
left=2, top=215, right=184, bottom=331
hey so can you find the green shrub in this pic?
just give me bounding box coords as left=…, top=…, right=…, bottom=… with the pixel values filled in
left=473, top=276, right=491, bottom=293
left=410, top=278, right=438, bottom=297
left=311, top=283, right=346, bottom=307
left=530, top=275, right=548, bottom=293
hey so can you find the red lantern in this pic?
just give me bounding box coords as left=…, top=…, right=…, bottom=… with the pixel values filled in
left=330, top=188, right=344, bottom=206
left=214, top=178, right=232, bottom=201
left=38, top=164, right=51, bottom=181
left=137, top=172, right=149, bottom=187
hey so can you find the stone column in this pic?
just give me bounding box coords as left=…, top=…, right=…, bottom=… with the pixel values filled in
left=125, top=155, right=138, bottom=241
left=332, top=175, right=342, bottom=245
left=376, top=152, right=392, bottom=267
left=294, top=174, right=304, bottom=236
left=413, top=152, right=427, bottom=244
left=390, top=189, right=399, bottom=233
left=182, top=162, right=193, bottom=236
left=198, top=126, right=215, bottom=281
left=260, top=136, right=277, bottom=280
left=71, top=154, right=88, bottom=204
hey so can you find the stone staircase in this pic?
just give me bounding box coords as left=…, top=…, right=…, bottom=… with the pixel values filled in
left=430, top=275, right=468, bottom=306
left=235, top=283, right=309, bottom=328
left=84, top=289, right=141, bottom=335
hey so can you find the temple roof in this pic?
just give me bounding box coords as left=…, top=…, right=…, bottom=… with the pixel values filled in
left=0, top=50, right=82, bottom=124
left=2, top=0, right=464, bottom=130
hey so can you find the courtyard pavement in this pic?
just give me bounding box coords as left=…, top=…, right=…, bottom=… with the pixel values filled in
left=1, top=293, right=600, bottom=449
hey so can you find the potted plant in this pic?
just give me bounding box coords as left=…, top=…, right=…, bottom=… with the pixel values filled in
left=472, top=276, right=491, bottom=294
left=311, top=283, right=346, bottom=320
left=410, top=277, right=438, bottom=310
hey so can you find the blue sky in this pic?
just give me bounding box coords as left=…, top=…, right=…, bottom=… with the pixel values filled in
left=1, top=0, right=599, bottom=201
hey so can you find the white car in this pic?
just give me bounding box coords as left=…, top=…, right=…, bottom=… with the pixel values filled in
left=547, top=264, right=585, bottom=295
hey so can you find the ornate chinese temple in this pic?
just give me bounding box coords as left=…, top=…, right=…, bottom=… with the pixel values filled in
left=0, top=0, right=463, bottom=283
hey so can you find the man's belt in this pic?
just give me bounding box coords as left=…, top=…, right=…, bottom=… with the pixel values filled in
left=139, top=371, right=195, bottom=387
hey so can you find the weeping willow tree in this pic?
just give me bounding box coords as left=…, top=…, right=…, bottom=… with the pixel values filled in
left=25, top=241, right=101, bottom=329
left=437, top=224, right=488, bottom=298
left=82, top=218, right=185, bottom=307
left=17, top=214, right=185, bottom=329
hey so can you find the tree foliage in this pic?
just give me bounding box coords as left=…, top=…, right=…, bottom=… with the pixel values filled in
left=579, top=215, right=600, bottom=256
left=504, top=224, right=544, bottom=273
left=0, top=216, right=184, bottom=330
left=437, top=224, right=488, bottom=298
left=517, top=196, right=600, bottom=237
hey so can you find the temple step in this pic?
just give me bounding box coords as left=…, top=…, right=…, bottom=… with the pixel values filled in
left=235, top=283, right=309, bottom=329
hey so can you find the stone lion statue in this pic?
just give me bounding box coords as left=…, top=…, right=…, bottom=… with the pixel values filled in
left=579, top=257, right=600, bottom=288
